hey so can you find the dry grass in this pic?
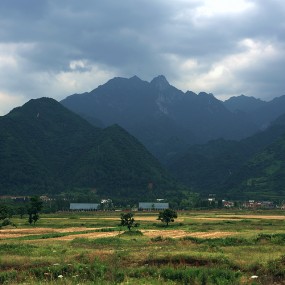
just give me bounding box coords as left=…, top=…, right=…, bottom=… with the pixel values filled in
left=0, top=226, right=236, bottom=241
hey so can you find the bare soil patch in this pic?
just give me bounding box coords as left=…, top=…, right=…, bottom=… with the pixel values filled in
left=52, top=231, right=119, bottom=241
left=191, top=217, right=243, bottom=221
left=142, top=230, right=234, bottom=239
left=0, top=227, right=102, bottom=239
left=33, top=229, right=234, bottom=241
left=217, top=215, right=285, bottom=220
left=0, top=227, right=235, bottom=241
left=190, top=215, right=285, bottom=221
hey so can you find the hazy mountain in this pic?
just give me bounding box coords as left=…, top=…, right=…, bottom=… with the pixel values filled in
left=0, top=98, right=182, bottom=201
left=61, top=75, right=258, bottom=162
left=250, top=95, right=285, bottom=129
left=224, top=94, right=285, bottom=131
left=223, top=95, right=266, bottom=113
left=167, top=113, right=285, bottom=200
left=226, top=134, right=285, bottom=200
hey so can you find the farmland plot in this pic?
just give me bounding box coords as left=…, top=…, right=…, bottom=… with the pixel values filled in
left=1, top=211, right=285, bottom=284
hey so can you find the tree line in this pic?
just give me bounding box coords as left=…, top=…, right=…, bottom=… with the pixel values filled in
left=0, top=196, right=43, bottom=228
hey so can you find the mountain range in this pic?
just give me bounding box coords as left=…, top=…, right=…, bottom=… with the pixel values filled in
left=60, top=75, right=285, bottom=200
left=61, top=75, right=260, bottom=162
left=0, top=98, right=184, bottom=203
left=1, top=75, right=285, bottom=202
left=224, top=94, right=285, bottom=130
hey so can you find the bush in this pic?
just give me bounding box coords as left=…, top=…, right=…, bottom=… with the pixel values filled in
left=182, top=236, right=253, bottom=246
left=256, top=233, right=285, bottom=245
left=120, top=230, right=143, bottom=236
left=151, top=236, right=164, bottom=242
left=264, top=255, right=285, bottom=280
left=160, top=267, right=241, bottom=284
left=0, top=270, right=17, bottom=283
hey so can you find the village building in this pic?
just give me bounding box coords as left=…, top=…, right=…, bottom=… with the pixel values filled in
left=0, top=196, right=29, bottom=202
left=242, top=200, right=274, bottom=209
left=138, top=202, right=169, bottom=211
left=69, top=203, right=99, bottom=211
left=222, top=200, right=234, bottom=208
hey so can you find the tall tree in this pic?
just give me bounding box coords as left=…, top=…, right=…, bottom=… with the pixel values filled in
left=119, top=212, right=139, bottom=231
left=0, top=204, right=15, bottom=228
left=157, top=209, right=177, bottom=226
left=27, top=196, right=43, bottom=225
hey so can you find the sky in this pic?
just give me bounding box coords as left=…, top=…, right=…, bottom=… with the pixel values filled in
left=0, top=0, right=285, bottom=115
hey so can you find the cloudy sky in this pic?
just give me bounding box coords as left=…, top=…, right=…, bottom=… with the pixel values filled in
left=0, top=0, right=284, bottom=115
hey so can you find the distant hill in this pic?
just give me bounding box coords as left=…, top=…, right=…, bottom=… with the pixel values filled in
left=61, top=75, right=258, bottom=162
left=167, top=113, right=285, bottom=200
left=250, top=95, right=285, bottom=129
left=223, top=94, right=285, bottom=130
left=225, top=133, right=285, bottom=200
left=223, top=95, right=266, bottom=113
left=0, top=98, right=183, bottom=202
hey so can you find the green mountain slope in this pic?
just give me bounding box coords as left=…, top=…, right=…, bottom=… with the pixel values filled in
left=0, top=98, right=182, bottom=201
left=168, top=114, right=285, bottom=200
left=226, top=134, right=285, bottom=200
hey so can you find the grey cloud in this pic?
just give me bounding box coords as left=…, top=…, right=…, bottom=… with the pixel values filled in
left=0, top=0, right=285, bottom=114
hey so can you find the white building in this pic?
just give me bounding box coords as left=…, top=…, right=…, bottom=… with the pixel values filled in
left=70, top=203, right=99, bottom=211
left=138, top=202, right=169, bottom=211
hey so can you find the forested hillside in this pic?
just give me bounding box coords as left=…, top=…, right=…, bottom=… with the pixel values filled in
left=0, top=98, right=184, bottom=202
left=168, top=114, right=285, bottom=200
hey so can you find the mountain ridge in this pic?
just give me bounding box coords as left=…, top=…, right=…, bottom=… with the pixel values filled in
left=61, top=75, right=259, bottom=162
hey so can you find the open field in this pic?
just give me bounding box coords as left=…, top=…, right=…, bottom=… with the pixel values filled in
left=1, top=210, right=285, bottom=284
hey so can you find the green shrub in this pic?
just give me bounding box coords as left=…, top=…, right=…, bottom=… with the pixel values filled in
left=0, top=270, right=17, bottom=283
left=69, top=215, right=79, bottom=219
left=151, top=236, right=164, bottom=242
left=95, top=227, right=117, bottom=232
left=160, top=267, right=241, bottom=284
left=256, top=233, right=285, bottom=245
left=182, top=236, right=253, bottom=246
left=120, top=230, right=143, bottom=236
left=71, top=237, right=123, bottom=247
left=264, top=255, right=285, bottom=280
left=29, top=260, right=107, bottom=281
left=0, top=243, right=37, bottom=255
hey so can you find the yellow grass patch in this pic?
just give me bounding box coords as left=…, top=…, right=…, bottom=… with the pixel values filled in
left=0, top=226, right=236, bottom=241
left=0, top=227, right=104, bottom=239
left=216, top=215, right=285, bottom=220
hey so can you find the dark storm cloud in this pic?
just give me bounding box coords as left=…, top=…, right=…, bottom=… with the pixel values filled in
left=0, top=0, right=285, bottom=114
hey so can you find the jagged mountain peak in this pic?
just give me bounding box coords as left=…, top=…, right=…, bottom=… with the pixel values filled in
left=61, top=75, right=261, bottom=161
left=198, top=92, right=214, bottom=98
left=129, top=75, right=142, bottom=81
left=150, top=75, right=170, bottom=90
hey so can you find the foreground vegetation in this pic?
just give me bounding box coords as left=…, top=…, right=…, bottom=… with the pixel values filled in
left=1, top=210, right=285, bottom=284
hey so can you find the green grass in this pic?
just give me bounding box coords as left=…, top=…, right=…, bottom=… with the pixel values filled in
left=1, top=210, right=285, bottom=284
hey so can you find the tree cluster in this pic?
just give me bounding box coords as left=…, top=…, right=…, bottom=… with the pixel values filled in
left=0, top=196, right=43, bottom=228
left=119, top=209, right=178, bottom=232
